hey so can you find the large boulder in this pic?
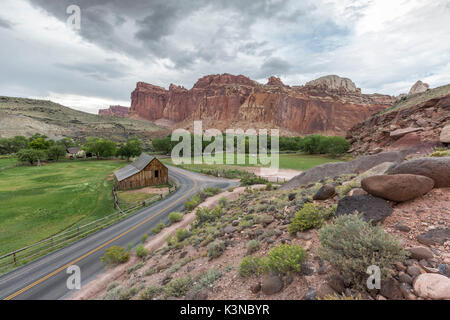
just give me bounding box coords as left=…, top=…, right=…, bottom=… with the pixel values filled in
left=261, top=275, right=284, bottom=295
left=335, top=194, right=393, bottom=224
left=361, top=174, right=434, bottom=202
left=281, top=151, right=408, bottom=189
left=413, top=274, right=450, bottom=299
left=313, top=184, right=336, bottom=200
left=440, top=125, right=450, bottom=143
left=386, top=157, right=450, bottom=188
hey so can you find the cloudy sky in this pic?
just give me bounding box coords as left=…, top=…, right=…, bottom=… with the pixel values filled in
left=1, top=0, right=449, bottom=113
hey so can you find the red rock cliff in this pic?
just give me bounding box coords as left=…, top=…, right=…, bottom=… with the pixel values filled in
left=129, top=74, right=396, bottom=136
left=98, top=105, right=129, bottom=117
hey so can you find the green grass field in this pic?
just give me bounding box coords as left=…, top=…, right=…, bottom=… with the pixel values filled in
left=0, top=157, right=18, bottom=170
left=161, top=153, right=342, bottom=172
left=0, top=159, right=128, bottom=256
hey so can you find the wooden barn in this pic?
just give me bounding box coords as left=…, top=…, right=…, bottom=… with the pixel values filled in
left=113, top=153, right=168, bottom=190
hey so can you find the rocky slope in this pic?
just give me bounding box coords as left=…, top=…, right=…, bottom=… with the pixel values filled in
left=347, top=84, right=450, bottom=155
left=98, top=105, right=130, bottom=117
left=129, top=74, right=396, bottom=136
left=72, top=155, right=450, bottom=301
left=0, top=96, right=167, bottom=144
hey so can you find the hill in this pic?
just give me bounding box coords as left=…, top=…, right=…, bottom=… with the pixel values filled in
left=347, top=85, right=450, bottom=155
left=0, top=96, right=168, bottom=144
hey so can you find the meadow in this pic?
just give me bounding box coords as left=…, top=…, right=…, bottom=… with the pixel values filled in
left=161, top=153, right=342, bottom=172
left=0, top=159, right=128, bottom=256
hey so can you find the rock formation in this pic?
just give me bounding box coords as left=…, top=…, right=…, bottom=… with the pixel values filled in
left=129, top=74, right=396, bottom=136
left=408, top=80, right=429, bottom=95
left=347, top=86, right=450, bottom=155
left=98, top=105, right=129, bottom=117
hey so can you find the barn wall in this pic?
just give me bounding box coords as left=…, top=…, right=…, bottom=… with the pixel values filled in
left=117, top=159, right=168, bottom=190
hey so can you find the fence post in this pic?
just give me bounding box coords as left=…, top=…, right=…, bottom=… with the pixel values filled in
left=13, top=252, right=17, bottom=266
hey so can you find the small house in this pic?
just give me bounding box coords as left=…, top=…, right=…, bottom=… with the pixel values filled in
left=66, top=147, right=80, bottom=158
left=113, top=153, right=168, bottom=190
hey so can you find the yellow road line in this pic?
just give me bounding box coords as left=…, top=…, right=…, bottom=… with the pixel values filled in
left=4, top=176, right=196, bottom=300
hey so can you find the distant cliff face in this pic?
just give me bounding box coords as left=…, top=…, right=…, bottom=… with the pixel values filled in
left=129, top=74, right=396, bottom=136
left=98, top=105, right=129, bottom=117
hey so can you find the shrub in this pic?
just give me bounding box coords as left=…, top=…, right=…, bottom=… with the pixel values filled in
left=127, top=262, right=144, bottom=274
left=246, top=240, right=261, bottom=255
left=288, top=203, right=333, bottom=234
left=192, top=268, right=222, bottom=293
left=241, top=175, right=268, bottom=186
left=135, top=244, right=149, bottom=258
left=175, top=228, right=190, bottom=242
left=138, top=286, right=163, bottom=300
left=195, top=206, right=222, bottom=226
left=151, top=222, right=166, bottom=235
left=266, top=244, right=307, bottom=274
left=219, top=197, right=228, bottom=208
left=102, top=246, right=130, bottom=266
left=207, top=240, right=226, bottom=259
left=318, top=214, right=407, bottom=289
left=141, top=233, right=148, bottom=243
left=430, top=150, right=450, bottom=157
left=185, top=194, right=201, bottom=211
left=168, top=211, right=183, bottom=224
left=239, top=256, right=267, bottom=277
left=164, top=276, right=192, bottom=298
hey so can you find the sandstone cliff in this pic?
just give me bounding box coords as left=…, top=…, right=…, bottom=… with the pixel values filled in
left=98, top=105, right=129, bottom=117
left=129, top=74, right=396, bottom=136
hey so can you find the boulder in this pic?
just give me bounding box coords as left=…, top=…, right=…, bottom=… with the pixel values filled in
left=316, top=283, right=336, bottom=298
left=313, top=184, right=336, bottom=200
left=386, top=157, right=450, bottom=188
left=327, top=274, right=345, bottom=293
left=440, top=125, right=450, bottom=143
left=281, top=151, right=408, bottom=189
left=335, top=194, right=393, bottom=224
left=407, top=247, right=434, bottom=260
left=261, top=275, right=284, bottom=295
left=413, top=274, right=450, bottom=299
left=390, top=127, right=423, bottom=138
left=348, top=188, right=367, bottom=196
left=361, top=174, right=434, bottom=202
left=416, top=228, right=450, bottom=246
left=380, top=279, right=403, bottom=300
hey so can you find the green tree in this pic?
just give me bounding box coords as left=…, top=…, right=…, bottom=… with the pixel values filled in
left=17, top=149, right=47, bottom=165
left=83, top=137, right=116, bottom=158
left=47, top=145, right=66, bottom=161
left=117, top=138, right=142, bottom=161
left=152, top=136, right=172, bottom=154
left=29, top=137, right=51, bottom=150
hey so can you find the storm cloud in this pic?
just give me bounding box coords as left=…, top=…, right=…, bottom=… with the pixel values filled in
left=0, top=0, right=449, bottom=113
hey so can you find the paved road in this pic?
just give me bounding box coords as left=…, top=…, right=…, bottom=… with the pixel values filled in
left=0, top=166, right=237, bottom=300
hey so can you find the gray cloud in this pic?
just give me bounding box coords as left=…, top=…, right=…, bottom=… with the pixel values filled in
left=0, top=17, right=13, bottom=29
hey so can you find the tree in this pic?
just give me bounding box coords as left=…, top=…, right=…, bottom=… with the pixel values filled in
left=47, top=145, right=66, bottom=161
left=59, top=137, right=76, bottom=149
left=17, top=149, right=47, bottom=165
left=152, top=136, right=172, bottom=154
left=29, top=137, right=51, bottom=150
left=117, top=138, right=142, bottom=161
left=96, top=139, right=117, bottom=158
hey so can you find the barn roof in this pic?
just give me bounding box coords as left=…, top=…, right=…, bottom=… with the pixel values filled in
left=114, top=153, right=157, bottom=182
left=67, top=147, right=80, bottom=154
